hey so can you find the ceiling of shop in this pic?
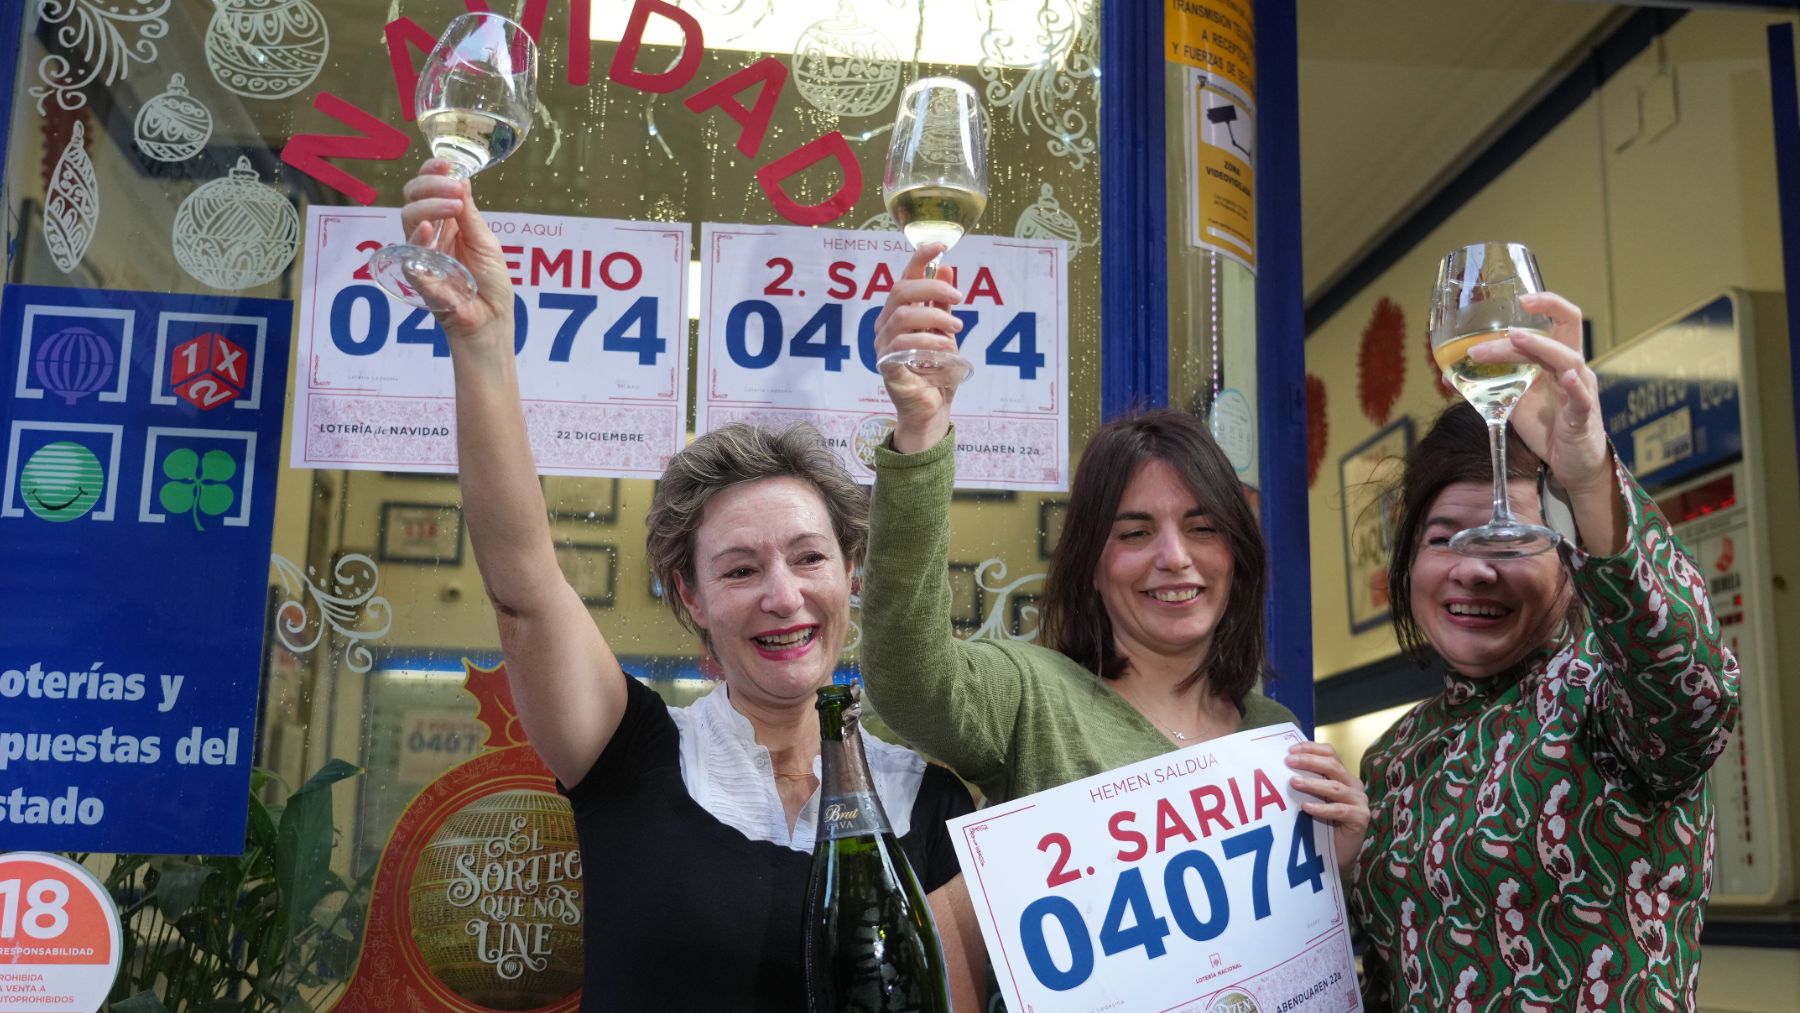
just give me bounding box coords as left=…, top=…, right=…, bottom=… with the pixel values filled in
left=1296, top=0, right=1631, bottom=306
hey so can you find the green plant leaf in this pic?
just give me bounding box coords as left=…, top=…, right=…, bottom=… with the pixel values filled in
left=273, top=760, right=362, bottom=969
left=161, top=448, right=199, bottom=481
left=111, top=991, right=171, bottom=1013
left=197, top=482, right=235, bottom=517
left=148, top=858, right=215, bottom=922
left=246, top=793, right=277, bottom=851
left=159, top=479, right=196, bottom=514
left=200, top=449, right=238, bottom=482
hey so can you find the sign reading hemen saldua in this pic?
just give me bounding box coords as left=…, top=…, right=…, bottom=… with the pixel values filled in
left=292, top=207, right=690, bottom=478
left=949, top=723, right=1360, bottom=1012
left=0, top=284, right=291, bottom=854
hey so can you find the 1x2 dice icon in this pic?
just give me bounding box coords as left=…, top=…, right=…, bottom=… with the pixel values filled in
left=171, top=332, right=249, bottom=410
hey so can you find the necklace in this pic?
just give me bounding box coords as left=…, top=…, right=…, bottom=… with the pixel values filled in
left=772, top=770, right=815, bottom=779
left=1117, top=682, right=1194, bottom=741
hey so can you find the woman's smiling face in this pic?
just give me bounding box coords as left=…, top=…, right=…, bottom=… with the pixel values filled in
left=676, top=476, right=853, bottom=707
left=1092, top=459, right=1234, bottom=671
left=1409, top=479, right=1571, bottom=678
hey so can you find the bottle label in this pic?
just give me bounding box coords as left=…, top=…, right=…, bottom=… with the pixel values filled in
left=818, top=791, right=886, bottom=839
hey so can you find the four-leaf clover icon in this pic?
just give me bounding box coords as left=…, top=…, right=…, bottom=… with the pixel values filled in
left=158, top=448, right=237, bottom=530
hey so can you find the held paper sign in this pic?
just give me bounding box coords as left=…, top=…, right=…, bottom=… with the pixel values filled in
left=697, top=223, right=1069, bottom=491
left=950, top=723, right=1360, bottom=1013
left=294, top=207, right=690, bottom=478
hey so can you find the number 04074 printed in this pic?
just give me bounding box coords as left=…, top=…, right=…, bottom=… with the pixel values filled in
left=949, top=723, right=1361, bottom=1013
left=292, top=207, right=691, bottom=478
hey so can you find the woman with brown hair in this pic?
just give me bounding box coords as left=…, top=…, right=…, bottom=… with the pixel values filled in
left=857, top=245, right=1368, bottom=873
left=1350, top=291, right=1739, bottom=1010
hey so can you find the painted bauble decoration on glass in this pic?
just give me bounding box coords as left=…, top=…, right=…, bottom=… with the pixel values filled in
left=172, top=156, right=300, bottom=290
left=409, top=790, right=584, bottom=1009
left=1013, top=183, right=1083, bottom=258
left=205, top=0, right=330, bottom=100
left=793, top=2, right=900, bottom=118
left=134, top=73, right=214, bottom=162
left=45, top=120, right=100, bottom=274
left=34, top=325, right=117, bottom=406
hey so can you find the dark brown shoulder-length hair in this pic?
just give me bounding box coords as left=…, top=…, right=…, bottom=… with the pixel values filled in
left=1037, top=408, right=1268, bottom=700
left=1386, top=402, right=1568, bottom=666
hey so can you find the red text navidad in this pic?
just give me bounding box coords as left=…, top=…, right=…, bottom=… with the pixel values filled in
left=284, top=0, right=866, bottom=226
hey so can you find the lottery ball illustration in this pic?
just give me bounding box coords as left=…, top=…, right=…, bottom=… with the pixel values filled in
left=408, top=790, right=583, bottom=1009
left=34, top=325, right=116, bottom=405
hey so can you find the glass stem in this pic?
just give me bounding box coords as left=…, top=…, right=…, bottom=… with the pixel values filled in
left=922, top=253, right=942, bottom=280
left=414, top=164, right=471, bottom=252
left=1487, top=419, right=1516, bottom=523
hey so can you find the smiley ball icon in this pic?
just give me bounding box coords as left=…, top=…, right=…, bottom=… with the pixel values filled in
left=20, top=440, right=104, bottom=521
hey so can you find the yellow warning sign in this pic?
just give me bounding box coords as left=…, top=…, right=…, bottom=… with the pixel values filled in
left=1165, top=0, right=1256, bottom=102
left=1189, top=75, right=1255, bottom=269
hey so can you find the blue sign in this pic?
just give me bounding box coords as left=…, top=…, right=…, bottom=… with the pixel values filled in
left=1595, top=295, right=1743, bottom=492
left=0, top=284, right=291, bottom=854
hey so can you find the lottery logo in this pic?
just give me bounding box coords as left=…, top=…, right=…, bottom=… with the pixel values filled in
left=19, top=441, right=105, bottom=521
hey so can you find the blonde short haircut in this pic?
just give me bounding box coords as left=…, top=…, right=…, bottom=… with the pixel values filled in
left=645, top=422, right=868, bottom=635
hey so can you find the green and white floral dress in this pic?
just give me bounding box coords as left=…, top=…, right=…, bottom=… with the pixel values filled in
left=1352, top=465, right=1740, bottom=1011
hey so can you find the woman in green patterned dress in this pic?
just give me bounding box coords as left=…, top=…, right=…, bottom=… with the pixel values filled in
left=1352, top=291, right=1740, bottom=1010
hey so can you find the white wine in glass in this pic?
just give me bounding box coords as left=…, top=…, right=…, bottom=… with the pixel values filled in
left=1429, top=242, right=1560, bottom=558
left=1432, top=326, right=1548, bottom=416
left=369, top=13, right=537, bottom=311
left=416, top=108, right=528, bottom=176
left=880, top=77, right=987, bottom=387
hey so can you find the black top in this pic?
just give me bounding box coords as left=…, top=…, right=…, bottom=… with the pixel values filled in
left=560, top=676, right=973, bottom=1012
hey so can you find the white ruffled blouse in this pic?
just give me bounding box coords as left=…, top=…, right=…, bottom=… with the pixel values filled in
left=667, top=682, right=926, bottom=852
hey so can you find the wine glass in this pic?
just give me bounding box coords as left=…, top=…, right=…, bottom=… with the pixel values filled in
left=369, top=13, right=537, bottom=312
left=1429, top=242, right=1560, bottom=558
left=880, top=77, right=987, bottom=387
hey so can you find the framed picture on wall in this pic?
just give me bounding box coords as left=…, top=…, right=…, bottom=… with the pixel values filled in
left=1009, top=592, right=1042, bottom=639
left=946, top=561, right=986, bottom=634
left=1338, top=417, right=1413, bottom=635
left=377, top=502, right=464, bottom=565
left=544, top=476, right=620, bottom=523
left=555, top=541, right=618, bottom=608
left=1037, top=499, right=1068, bottom=560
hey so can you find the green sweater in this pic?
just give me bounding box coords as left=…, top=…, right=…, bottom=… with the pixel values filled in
left=861, top=432, right=1298, bottom=805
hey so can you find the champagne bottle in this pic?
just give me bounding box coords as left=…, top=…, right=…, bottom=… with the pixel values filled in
left=803, top=684, right=953, bottom=1013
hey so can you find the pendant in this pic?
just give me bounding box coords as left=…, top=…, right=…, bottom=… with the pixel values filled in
left=1173, top=731, right=1189, bottom=741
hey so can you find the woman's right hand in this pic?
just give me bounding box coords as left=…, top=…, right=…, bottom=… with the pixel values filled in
left=398, top=159, right=514, bottom=345
left=874, top=243, right=963, bottom=453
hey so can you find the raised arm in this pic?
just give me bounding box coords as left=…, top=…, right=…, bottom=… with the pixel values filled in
left=859, top=247, right=1024, bottom=787
left=402, top=161, right=626, bottom=787
left=1481, top=292, right=1738, bottom=794
left=1570, top=468, right=1739, bottom=796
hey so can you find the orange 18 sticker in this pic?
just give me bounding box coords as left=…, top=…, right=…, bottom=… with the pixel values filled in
left=0, top=853, right=122, bottom=1013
